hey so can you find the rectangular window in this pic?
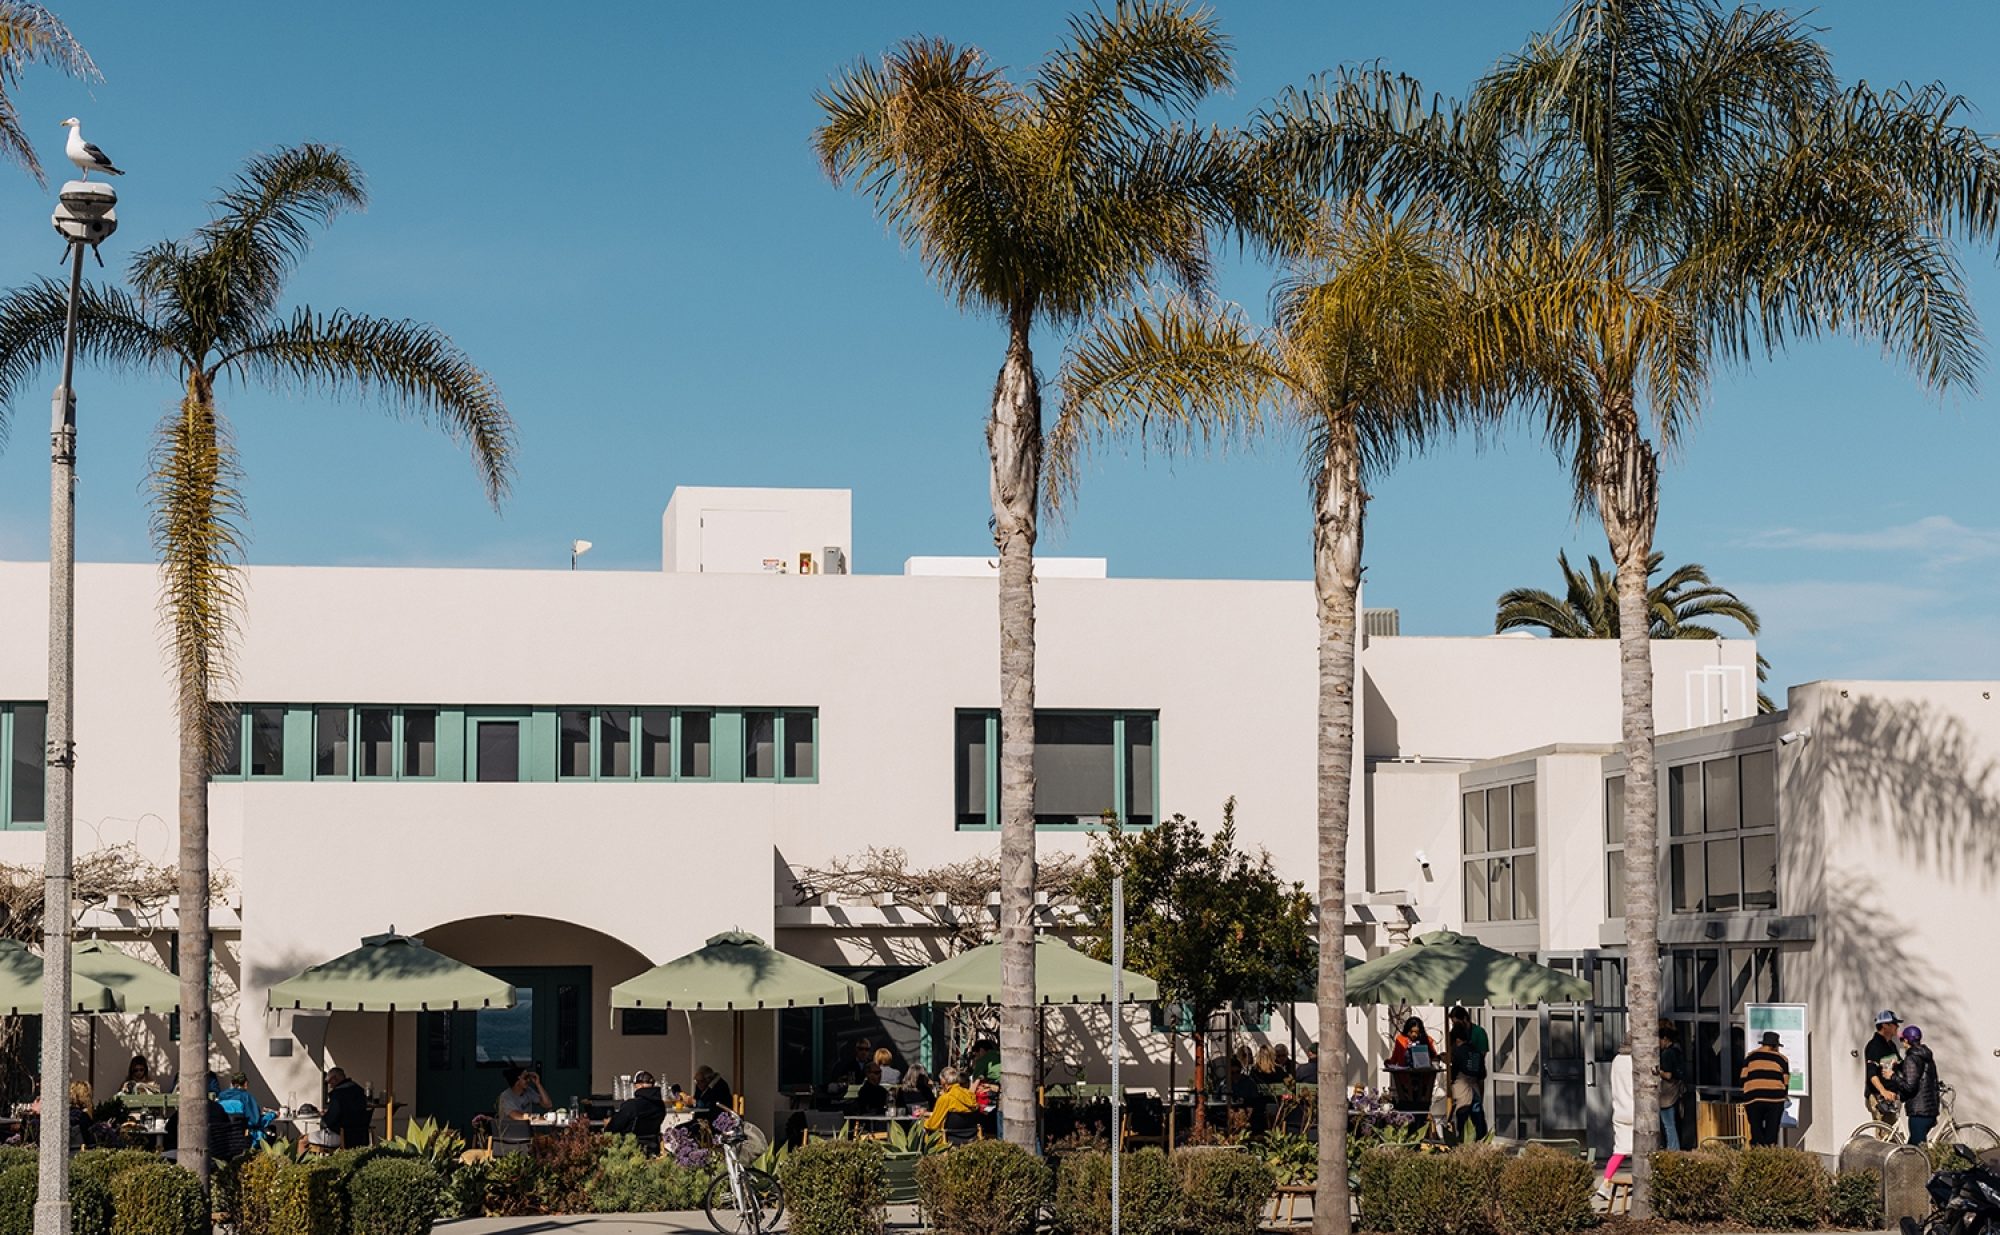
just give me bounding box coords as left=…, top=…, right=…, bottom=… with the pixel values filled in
left=953, top=709, right=1157, bottom=829
left=1668, top=764, right=1701, bottom=835
left=1035, top=713, right=1117, bottom=824
left=600, top=709, right=632, bottom=779
left=1124, top=715, right=1155, bottom=826
left=315, top=706, right=350, bottom=778
left=557, top=709, right=592, bottom=779
left=1463, top=790, right=1486, bottom=852
left=680, top=710, right=713, bottom=779
left=249, top=707, right=286, bottom=778
left=556, top=983, right=582, bottom=1070
left=1667, top=750, right=1779, bottom=915
left=476, top=722, right=521, bottom=784
left=1463, top=780, right=1537, bottom=922
left=10, top=704, right=46, bottom=825
left=403, top=709, right=438, bottom=778
left=1604, top=775, right=1626, bottom=920
left=211, top=704, right=242, bottom=777
left=1486, top=785, right=1511, bottom=850
left=358, top=708, right=395, bottom=778
left=1510, top=782, right=1537, bottom=848
left=955, top=712, right=989, bottom=829
left=745, top=710, right=777, bottom=780
left=639, top=709, right=672, bottom=778
left=476, top=987, right=532, bottom=1064
left=1463, top=860, right=1489, bottom=920
left=783, top=710, right=816, bottom=780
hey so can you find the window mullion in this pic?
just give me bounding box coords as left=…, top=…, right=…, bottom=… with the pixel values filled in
left=1111, top=713, right=1126, bottom=826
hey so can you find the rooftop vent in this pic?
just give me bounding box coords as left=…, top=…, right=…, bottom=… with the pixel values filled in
left=1364, top=608, right=1401, bottom=637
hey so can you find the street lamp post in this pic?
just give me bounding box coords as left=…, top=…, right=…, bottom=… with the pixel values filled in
left=35, top=178, right=116, bottom=1235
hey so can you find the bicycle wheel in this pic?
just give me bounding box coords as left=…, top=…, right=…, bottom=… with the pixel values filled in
left=1948, top=1122, right=2000, bottom=1156
left=1851, top=1121, right=1906, bottom=1144
left=705, top=1167, right=784, bottom=1235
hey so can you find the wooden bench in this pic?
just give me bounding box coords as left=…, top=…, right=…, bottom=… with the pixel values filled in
left=1265, top=1184, right=1314, bottom=1228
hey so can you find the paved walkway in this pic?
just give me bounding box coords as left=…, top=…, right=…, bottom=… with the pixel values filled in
left=439, top=1204, right=926, bottom=1234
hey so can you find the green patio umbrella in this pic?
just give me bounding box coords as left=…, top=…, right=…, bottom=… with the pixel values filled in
left=268, top=930, right=514, bottom=1139
left=1343, top=930, right=1591, bottom=1007
left=73, top=938, right=180, bottom=1014
left=874, top=937, right=1160, bottom=1007
left=609, top=931, right=869, bottom=1011
left=0, top=939, right=122, bottom=1015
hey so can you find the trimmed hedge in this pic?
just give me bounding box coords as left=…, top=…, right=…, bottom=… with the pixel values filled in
left=349, top=1157, right=444, bottom=1235
left=1829, top=1167, right=1884, bottom=1230
left=1385, top=1147, right=1505, bottom=1235
left=582, top=1135, right=716, bottom=1213
left=916, top=1140, right=1049, bottom=1235
left=1496, top=1149, right=1595, bottom=1235
left=232, top=1150, right=286, bottom=1235
left=1053, top=1148, right=1178, bottom=1235
left=1356, top=1147, right=1408, bottom=1232
left=1172, top=1147, right=1275, bottom=1235
left=1728, top=1147, right=1829, bottom=1229
left=783, top=1138, right=889, bottom=1235
left=0, top=1162, right=36, bottom=1235
left=271, top=1159, right=345, bottom=1235
left=1651, top=1150, right=1731, bottom=1223
left=108, top=1163, right=204, bottom=1235
left=0, top=1147, right=32, bottom=1172
left=70, top=1148, right=157, bottom=1235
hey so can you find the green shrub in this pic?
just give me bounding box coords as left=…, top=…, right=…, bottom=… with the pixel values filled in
left=443, top=1157, right=490, bottom=1220
left=1496, top=1148, right=1595, bottom=1235
left=108, top=1163, right=204, bottom=1235
left=916, top=1141, right=1049, bottom=1235
left=270, top=1160, right=344, bottom=1235
left=1384, top=1147, right=1503, bottom=1235
left=0, top=1162, right=36, bottom=1235
left=1650, top=1151, right=1730, bottom=1222
left=1355, top=1147, right=1408, bottom=1232
left=1172, top=1147, right=1275, bottom=1235
left=582, top=1138, right=717, bottom=1213
left=348, top=1157, right=444, bottom=1235
left=0, top=1147, right=32, bottom=1173
left=528, top=1124, right=601, bottom=1214
left=1728, top=1147, right=1828, bottom=1229
left=1053, top=1148, right=1178, bottom=1235
left=70, top=1148, right=158, bottom=1235
left=1829, top=1168, right=1884, bottom=1230
left=784, top=1138, right=889, bottom=1235
left=232, top=1150, right=285, bottom=1235
left=480, top=1153, right=544, bottom=1217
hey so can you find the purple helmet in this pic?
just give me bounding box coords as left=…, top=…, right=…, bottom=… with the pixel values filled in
left=1901, top=1025, right=1923, bottom=1045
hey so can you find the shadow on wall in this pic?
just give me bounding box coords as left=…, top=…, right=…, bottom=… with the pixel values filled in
left=1817, top=695, right=2000, bottom=888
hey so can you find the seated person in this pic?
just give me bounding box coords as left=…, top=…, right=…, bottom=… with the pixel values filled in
left=873, top=1047, right=903, bottom=1087
left=495, top=1066, right=552, bottom=1138
left=608, top=1070, right=667, bottom=1143
left=217, top=1071, right=262, bottom=1122
left=120, top=1055, right=162, bottom=1096
left=923, top=1066, right=982, bottom=1144
left=321, top=1067, right=373, bottom=1149
left=902, top=1062, right=935, bottom=1105
left=852, top=1066, right=890, bottom=1117
left=967, top=1039, right=1002, bottom=1087
left=691, top=1065, right=733, bottom=1128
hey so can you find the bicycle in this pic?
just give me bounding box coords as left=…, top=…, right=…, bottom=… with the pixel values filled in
left=1850, top=1084, right=2000, bottom=1153
left=703, top=1117, right=785, bottom=1235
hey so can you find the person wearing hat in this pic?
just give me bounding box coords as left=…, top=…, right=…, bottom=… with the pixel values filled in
left=1890, top=1026, right=1943, bottom=1145
left=1739, top=1031, right=1792, bottom=1146
left=1865, top=1011, right=1905, bottom=1123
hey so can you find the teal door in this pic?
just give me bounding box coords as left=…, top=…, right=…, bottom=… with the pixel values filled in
left=416, top=965, right=592, bottom=1133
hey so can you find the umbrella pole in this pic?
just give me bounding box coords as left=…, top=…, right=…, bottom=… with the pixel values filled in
left=732, top=1011, right=743, bottom=1115
left=384, top=1013, right=395, bottom=1142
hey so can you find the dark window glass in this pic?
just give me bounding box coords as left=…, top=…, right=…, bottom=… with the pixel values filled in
left=1705, top=838, right=1740, bottom=911
left=1514, top=853, right=1538, bottom=919
left=1729, top=949, right=1756, bottom=1013
left=1034, top=713, right=1116, bottom=823
left=558, top=709, right=592, bottom=778
left=1511, top=782, right=1537, bottom=848
left=1740, top=750, right=1776, bottom=831
left=210, top=705, right=242, bottom=778
left=1606, top=848, right=1626, bottom=919
left=1550, top=1013, right=1582, bottom=1061
left=1486, top=786, right=1510, bottom=850
left=1464, top=860, right=1488, bottom=921
left=1123, top=715, right=1154, bottom=824
left=10, top=704, right=46, bottom=823
left=249, top=707, right=286, bottom=777
left=1754, top=948, right=1781, bottom=1004
left=638, top=710, right=672, bottom=778
left=403, top=709, right=438, bottom=778
left=1704, top=757, right=1739, bottom=833
left=477, top=722, right=520, bottom=783
left=1463, top=791, right=1485, bottom=852
left=315, top=707, right=350, bottom=778
left=955, top=712, right=988, bottom=827
left=1668, top=764, right=1701, bottom=835
left=621, top=1009, right=670, bottom=1036
left=1742, top=832, right=1777, bottom=910
left=1493, top=1087, right=1516, bottom=1138
left=1671, top=843, right=1702, bottom=913
left=1695, top=1019, right=1724, bottom=1088
left=426, top=1011, right=454, bottom=1069
left=1696, top=948, right=1723, bottom=1013
left=556, top=984, right=582, bottom=1070
left=680, top=710, right=713, bottom=778
left=1487, top=858, right=1514, bottom=923
left=745, top=710, right=777, bottom=779
left=358, top=708, right=395, bottom=778
left=1671, top=953, right=1697, bottom=1013
left=783, top=710, right=816, bottom=780
left=600, top=709, right=632, bottom=779
left=1515, top=1017, right=1541, bottom=1073
left=1604, top=776, right=1625, bottom=844
left=476, top=987, right=531, bottom=1062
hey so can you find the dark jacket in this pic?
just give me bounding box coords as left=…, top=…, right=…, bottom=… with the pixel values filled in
left=322, top=1078, right=371, bottom=1147
left=1894, top=1043, right=1941, bottom=1118
left=607, top=1086, right=666, bottom=1139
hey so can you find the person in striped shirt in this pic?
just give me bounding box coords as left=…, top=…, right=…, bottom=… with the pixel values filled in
left=1739, top=1031, right=1792, bottom=1146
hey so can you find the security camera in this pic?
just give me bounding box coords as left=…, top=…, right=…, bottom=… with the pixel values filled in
left=1415, top=850, right=1433, bottom=881
left=1778, top=729, right=1810, bottom=746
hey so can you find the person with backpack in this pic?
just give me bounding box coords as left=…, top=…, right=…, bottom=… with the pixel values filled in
left=1892, top=1025, right=1943, bottom=1144
left=1448, top=1017, right=1489, bottom=1141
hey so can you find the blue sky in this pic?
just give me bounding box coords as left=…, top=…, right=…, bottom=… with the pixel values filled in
left=0, top=2, right=1997, bottom=691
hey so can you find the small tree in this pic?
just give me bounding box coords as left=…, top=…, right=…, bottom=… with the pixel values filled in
left=1071, top=800, right=1314, bottom=1134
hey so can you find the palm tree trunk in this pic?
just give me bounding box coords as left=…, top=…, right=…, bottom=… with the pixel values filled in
left=1597, top=401, right=1661, bottom=1214
left=990, top=301, right=1041, bottom=1150
left=1312, top=421, right=1363, bottom=1235
left=176, top=702, right=211, bottom=1186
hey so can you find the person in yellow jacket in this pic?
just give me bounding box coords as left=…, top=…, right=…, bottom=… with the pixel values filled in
left=923, top=1067, right=982, bottom=1143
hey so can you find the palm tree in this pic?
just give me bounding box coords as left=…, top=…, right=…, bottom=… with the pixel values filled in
left=1052, top=192, right=1516, bottom=1235
left=813, top=1, right=1260, bottom=1147
left=1263, top=2, right=1999, bottom=1211
left=1495, top=550, right=1774, bottom=712
left=0, top=146, right=513, bottom=1185
left=0, top=2, right=96, bottom=186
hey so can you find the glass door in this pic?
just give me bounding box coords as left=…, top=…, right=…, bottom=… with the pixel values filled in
left=416, top=965, right=591, bottom=1134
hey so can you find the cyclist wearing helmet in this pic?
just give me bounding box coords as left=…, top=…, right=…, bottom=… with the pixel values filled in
left=1891, top=1025, right=1942, bottom=1144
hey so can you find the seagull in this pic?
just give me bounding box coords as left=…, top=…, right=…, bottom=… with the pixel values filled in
left=60, top=118, right=122, bottom=180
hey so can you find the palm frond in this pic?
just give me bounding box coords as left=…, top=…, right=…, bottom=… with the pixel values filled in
left=220, top=309, right=514, bottom=505
left=150, top=381, right=247, bottom=734
left=1493, top=585, right=1594, bottom=639
left=1033, top=0, right=1231, bottom=162
left=0, top=3, right=99, bottom=186
left=0, top=278, right=171, bottom=438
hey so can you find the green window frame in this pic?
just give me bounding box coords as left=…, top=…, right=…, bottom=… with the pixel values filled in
left=952, top=708, right=1158, bottom=831
left=2, top=702, right=49, bottom=831
left=303, top=706, right=452, bottom=781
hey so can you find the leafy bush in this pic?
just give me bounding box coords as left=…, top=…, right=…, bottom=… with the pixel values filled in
left=1829, top=1168, right=1883, bottom=1230
left=480, top=1153, right=544, bottom=1217
left=1650, top=1150, right=1730, bottom=1223
left=70, top=1148, right=159, bottom=1235
left=582, top=1135, right=716, bottom=1212
left=231, top=1150, right=285, bottom=1235
left=1053, top=1148, right=1177, bottom=1235
left=1256, top=1131, right=1319, bottom=1187
left=0, top=1162, right=36, bottom=1235
left=349, top=1157, right=444, bottom=1235
left=529, top=1123, right=601, bottom=1214
left=271, top=1160, right=345, bottom=1235
left=384, top=1118, right=467, bottom=1172
left=916, top=1140, right=1049, bottom=1235
left=1172, top=1146, right=1276, bottom=1235
left=1728, top=1147, right=1829, bottom=1229
left=0, top=1146, right=32, bottom=1172
left=1496, top=1148, right=1595, bottom=1235
left=109, top=1163, right=204, bottom=1235
left=784, top=1138, right=889, bottom=1235
left=1355, top=1146, right=1409, bottom=1232
left=1384, top=1147, right=1504, bottom=1235
left=443, top=1157, right=490, bottom=1220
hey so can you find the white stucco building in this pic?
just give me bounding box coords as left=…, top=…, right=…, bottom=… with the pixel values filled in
left=0, top=486, right=1990, bottom=1155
